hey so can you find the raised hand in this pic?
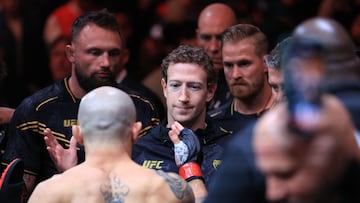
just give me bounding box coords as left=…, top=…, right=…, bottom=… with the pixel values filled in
left=43, top=128, right=78, bottom=172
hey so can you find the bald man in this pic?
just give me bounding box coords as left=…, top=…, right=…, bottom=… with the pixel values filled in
left=254, top=95, right=360, bottom=203
left=292, top=17, right=360, bottom=131
left=28, top=86, right=195, bottom=203
left=197, top=3, right=238, bottom=110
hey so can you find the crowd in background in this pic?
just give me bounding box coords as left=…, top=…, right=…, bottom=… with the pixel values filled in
left=0, top=0, right=359, bottom=109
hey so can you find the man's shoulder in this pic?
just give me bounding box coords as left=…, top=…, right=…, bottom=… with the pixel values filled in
left=136, top=124, right=168, bottom=143
left=207, top=100, right=233, bottom=119
left=15, top=80, right=72, bottom=112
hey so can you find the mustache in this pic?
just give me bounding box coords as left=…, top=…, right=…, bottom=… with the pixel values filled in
left=229, top=79, right=248, bottom=86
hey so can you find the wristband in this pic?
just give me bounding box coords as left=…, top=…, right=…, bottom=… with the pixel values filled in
left=179, top=162, right=203, bottom=181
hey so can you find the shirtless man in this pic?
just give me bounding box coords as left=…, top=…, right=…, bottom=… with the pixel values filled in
left=28, top=86, right=194, bottom=203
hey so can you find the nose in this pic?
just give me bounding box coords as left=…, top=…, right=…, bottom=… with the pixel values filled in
left=266, top=177, right=288, bottom=202
left=208, top=37, right=220, bottom=54
left=231, top=66, right=243, bottom=79
left=101, top=53, right=111, bottom=67
left=178, top=86, right=189, bottom=102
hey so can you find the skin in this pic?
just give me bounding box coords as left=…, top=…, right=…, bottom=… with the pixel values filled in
left=222, top=39, right=274, bottom=114
left=254, top=95, right=360, bottom=203
left=268, top=67, right=284, bottom=104
left=29, top=86, right=195, bottom=203
left=196, top=3, right=237, bottom=70
left=161, top=63, right=216, bottom=131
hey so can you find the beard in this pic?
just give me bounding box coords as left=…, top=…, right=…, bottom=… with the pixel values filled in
left=74, top=63, right=118, bottom=92
left=229, top=80, right=263, bottom=100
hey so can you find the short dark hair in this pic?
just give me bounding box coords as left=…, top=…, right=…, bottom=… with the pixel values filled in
left=161, top=45, right=217, bottom=87
left=71, top=9, right=125, bottom=48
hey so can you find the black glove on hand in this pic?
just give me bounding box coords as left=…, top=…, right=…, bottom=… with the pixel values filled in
left=179, top=128, right=201, bottom=163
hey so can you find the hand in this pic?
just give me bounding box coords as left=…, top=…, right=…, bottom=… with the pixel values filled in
left=169, top=122, right=201, bottom=166
left=44, top=128, right=78, bottom=172
left=0, top=107, right=15, bottom=125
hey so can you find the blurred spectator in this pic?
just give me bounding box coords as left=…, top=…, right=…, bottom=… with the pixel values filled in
left=43, top=0, right=101, bottom=46
left=47, top=35, right=72, bottom=82
left=265, top=36, right=293, bottom=104
left=351, top=14, right=360, bottom=46
left=292, top=17, right=360, bottom=131
left=0, top=0, right=29, bottom=107
left=254, top=94, right=360, bottom=202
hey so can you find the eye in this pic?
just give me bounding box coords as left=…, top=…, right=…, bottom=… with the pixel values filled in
left=109, top=49, right=121, bottom=57
left=199, top=34, right=212, bottom=42
left=223, top=62, right=233, bottom=69
left=215, top=34, right=222, bottom=41
left=189, top=84, right=201, bottom=91
left=169, top=82, right=181, bottom=89
left=237, top=60, right=251, bottom=68
left=88, top=49, right=102, bottom=56
left=272, top=85, right=279, bottom=92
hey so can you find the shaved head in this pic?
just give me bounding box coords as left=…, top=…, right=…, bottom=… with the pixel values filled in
left=197, top=3, right=238, bottom=29
left=254, top=96, right=360, bottom=202
left=78, top=86, right=136, bottom=144
left=197, top=3, right=238, bottom=70
left=293, top=17, right=356, bottom=63
left=293, top=17, right=360, bottom=86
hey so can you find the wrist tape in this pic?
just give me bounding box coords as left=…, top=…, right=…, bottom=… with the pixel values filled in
left=179, top=162, right=203, bottom=182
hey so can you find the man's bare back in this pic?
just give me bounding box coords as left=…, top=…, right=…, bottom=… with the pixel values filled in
left=28, top=86, right=195, bottom=203
left=29, top=159, right=194, bottom=203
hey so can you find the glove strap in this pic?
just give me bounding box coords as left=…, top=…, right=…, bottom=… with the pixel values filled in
left=179, top=162, right=203, bottom=182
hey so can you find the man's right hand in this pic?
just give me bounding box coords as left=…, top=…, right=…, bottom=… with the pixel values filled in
left=43, top=128, right=78, bottom=172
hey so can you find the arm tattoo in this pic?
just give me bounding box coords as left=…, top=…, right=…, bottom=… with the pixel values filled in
left=100, top=173, right=130, bottom=203
left=156, top=170, right=194, bottom=202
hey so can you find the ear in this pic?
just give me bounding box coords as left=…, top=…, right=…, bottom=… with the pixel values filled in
left=206, top=83, right=217, bottom=102
left=131, top=121, right=142, bottom=144
left=72, top=125, right=84, bottom=145
left=161, top=78, right=168, bottom=99
left=65, top=44, right=75, bottom=63
left=263, top=54, right=269, bottom=74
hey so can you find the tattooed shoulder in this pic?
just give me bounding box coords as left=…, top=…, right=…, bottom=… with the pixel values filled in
left=156, top=170, right=194, bottom=203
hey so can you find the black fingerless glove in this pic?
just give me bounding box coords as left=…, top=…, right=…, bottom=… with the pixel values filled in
left=176, top=128, right=203, bottom=182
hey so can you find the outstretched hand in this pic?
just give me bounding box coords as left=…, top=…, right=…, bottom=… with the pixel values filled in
left=43, top=128, right=78, bottom=172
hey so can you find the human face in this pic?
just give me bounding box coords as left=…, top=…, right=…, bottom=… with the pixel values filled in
left=222, top=40, right=268, bottom=100
left=268, top=68, right=285, bottom=104
left=197, top=16, right=234, bottom=70
left=256, top=135, right=347, bottom=203
left=254, top=104, right=347, bottom=203
left=50, top=39, right=72, bottom=81
left=161, top=63, right=215, bottom=130
left=67, top=24, right=125, bottom=92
